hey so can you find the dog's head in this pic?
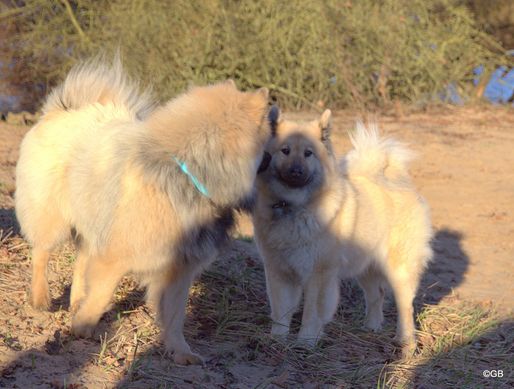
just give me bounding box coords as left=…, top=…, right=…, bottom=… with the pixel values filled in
left=257, top=107, right=335, bottom=204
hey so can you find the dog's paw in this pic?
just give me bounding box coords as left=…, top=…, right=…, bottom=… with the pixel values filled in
left=173, top=352, right=205, bottom=366
left=31, top=284, right=51, bottom=310
left=363, top=318, right=383, bottom=332
left=295, top=335, right=318, bottom=350
left=31, top=291, right=51, bottom=311
left=271, top=323, right=290, bottom=337
left=363, top=310, right=384, bottom=332
left=71, top=317, right=96, bottom=338
left=393, top=335, right=417, bottom=358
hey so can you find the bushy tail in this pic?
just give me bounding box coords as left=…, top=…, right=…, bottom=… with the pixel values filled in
left=344, top=122, right=415, bottom=188
left=42, top=56, right=155, bottom=119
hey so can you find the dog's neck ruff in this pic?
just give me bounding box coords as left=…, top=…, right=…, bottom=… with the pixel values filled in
left=171, top=156, right=210, bottom=198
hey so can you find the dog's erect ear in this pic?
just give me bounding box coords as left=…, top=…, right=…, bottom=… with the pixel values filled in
left=319, top=109, right=332, bottom=138
left=319, top=109, right=333, bottom=152
left=257, top=151, right=272, bottom=174
left=245, top=88, right=269, bottom=122
left=268, top=105, right=281, bottom=137
left=256, top=87, right=269, bottom=99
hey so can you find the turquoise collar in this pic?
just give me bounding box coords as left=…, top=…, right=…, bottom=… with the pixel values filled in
left=171, top=156, right=210, bottom=198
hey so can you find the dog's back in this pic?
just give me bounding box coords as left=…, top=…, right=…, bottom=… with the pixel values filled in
left=42, top=56, right=154, bottom=119
left=341, top=122, right=433, bottom=271
left=15, top=58, right=152, bottom=249
left=343, top=122, right=414, bottom=189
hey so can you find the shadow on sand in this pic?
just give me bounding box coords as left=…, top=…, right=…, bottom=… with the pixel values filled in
left=418, top=228, right=469, bottom=306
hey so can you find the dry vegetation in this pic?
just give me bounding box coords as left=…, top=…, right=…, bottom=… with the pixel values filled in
left=1, top=0, right=511, bottom=110
left=0, top=229, right=512, bottom=388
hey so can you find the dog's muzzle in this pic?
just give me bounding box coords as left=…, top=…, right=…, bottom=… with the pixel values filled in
left=279, top=165, right=311, bottom=188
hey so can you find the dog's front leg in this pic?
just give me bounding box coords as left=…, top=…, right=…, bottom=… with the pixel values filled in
left=265, top=267, right=302, bottom=337
left=31, top=247, right=52, bottom=310
left=298, top=271, right=340, bottom=346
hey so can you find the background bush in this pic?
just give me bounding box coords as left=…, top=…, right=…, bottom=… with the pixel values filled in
left=1, top=0, right=511, bottom=110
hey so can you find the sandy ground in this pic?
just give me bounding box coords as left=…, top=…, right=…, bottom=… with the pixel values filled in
left=329, top=107, right=514, bottom=311
left=0, top=106, right=513, bottom=388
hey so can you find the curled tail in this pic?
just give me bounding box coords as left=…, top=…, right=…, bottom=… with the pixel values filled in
left=344, top=122, right=415, bottom=188
left=42, top=56, right=155, bottom=119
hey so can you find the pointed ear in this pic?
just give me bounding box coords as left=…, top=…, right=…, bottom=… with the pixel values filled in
left=319, top=109, right=332, bottom=140
left=245, top=87, right=269, bottom=122
left=319, top=109, right=333, bottom=151
left=255, top=87, right=269, bottom=99
left=268, top=105, right=281, bottom=136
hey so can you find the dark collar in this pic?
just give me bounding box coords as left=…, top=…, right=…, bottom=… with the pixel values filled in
left=272, top=200, right=288, bottom=209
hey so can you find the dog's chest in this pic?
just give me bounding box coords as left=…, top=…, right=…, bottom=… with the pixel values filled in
left=265, top=206, right=338, bottom=280
left=270, top=205, right=321, bottom=241
left=265, top=205, right=334, bottom=269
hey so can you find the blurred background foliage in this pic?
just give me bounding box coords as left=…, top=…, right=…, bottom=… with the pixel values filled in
left=0, top=0, right=512, bottom=110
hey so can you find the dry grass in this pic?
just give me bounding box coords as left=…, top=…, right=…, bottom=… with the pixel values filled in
left=0, top=230, right=512, bottom=388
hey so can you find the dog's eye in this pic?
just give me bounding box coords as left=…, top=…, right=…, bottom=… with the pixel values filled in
left=281, top=147, right=290, bottom=155
left=304, top=149, right=313, bottom=157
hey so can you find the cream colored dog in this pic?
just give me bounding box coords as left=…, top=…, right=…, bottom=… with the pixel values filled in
left=15, top=58, right=270, bottom=365
left=253, top=108, right=432, bottom=355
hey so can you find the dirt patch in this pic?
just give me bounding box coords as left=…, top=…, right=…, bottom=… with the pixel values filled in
left=0, top=106, right=513, bottom=387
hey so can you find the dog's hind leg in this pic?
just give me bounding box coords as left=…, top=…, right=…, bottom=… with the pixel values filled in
left=31, top=247, right=52, bottom=310
left=357, top=265, right=386, bottom=332
left=154, top=263, right=204, bottom=366
left=298, top=271, right=340, bottom=346
left=383, top=249, right=419, bottom=357
left=71, top=253, right=126, bottom=338
left=29, top=219, right=69, bottom=310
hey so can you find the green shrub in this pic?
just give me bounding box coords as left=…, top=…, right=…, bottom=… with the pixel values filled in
left=1, top=0, right=510, bottom=109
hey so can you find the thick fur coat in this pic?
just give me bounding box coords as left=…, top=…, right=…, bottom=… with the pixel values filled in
left=253, top=109, right=432, bottom=355
left=15, top=58, right=270, bottom=364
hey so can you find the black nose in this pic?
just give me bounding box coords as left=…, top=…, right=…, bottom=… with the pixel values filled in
left=280, top=164, right=310, bottom=188
left=289, top=165, right=303, bottom=177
